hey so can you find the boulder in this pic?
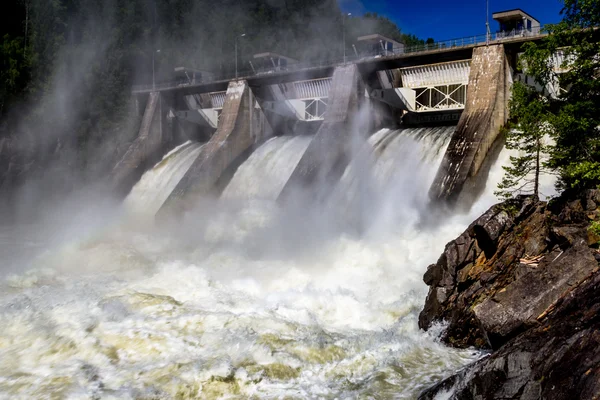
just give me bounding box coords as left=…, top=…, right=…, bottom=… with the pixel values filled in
left=419, top=190, right=600, bottom=399
left=419, top=268, right=600, bottom=400
left=473, top=241, right=597, bottom=348
left=419, top=192, right=600, bottom=350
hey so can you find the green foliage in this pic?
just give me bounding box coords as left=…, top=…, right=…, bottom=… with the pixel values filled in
left=541, top=0, right=600, bottom=191
left=496, top=81, right=553, bottom=200
left=501, top=0, right=600, bottom=199
left=590, top=221, right=600, bottom=235
left=588, top=220, right=600, bottom=246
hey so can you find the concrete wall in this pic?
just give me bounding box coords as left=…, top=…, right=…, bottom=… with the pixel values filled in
left=252, top=84, right=302, bottom=136
left=176, top=93, right=218, bottom=142
left=278, top=64, right=367, bottom=202
left=111, top=91, right=166, bottom=195
left=429, top=44, right=510, bottom=205
left=159, top=80, right=272, bottom=214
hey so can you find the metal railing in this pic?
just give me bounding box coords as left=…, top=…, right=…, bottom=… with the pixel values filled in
left=132, top=27, right=545, bottom=93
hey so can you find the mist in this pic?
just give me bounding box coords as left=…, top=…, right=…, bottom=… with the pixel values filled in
left=0, top=1, right=502, bottom=398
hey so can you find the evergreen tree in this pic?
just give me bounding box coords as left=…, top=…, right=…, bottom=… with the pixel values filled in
left=500, top=0, right=600, bottom=197
left=496, top=81, right=553, bottom=199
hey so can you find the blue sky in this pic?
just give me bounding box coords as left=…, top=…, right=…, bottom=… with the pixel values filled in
left=339, top=0, right=564, bottom=41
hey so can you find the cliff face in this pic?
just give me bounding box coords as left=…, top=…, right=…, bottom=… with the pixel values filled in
left=419, top=191, right=600, bottom=399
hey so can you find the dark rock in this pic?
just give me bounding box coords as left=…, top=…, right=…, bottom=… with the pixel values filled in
left=472, top=208, right=511, bottom=258
left=558, top=199, right=586, bottom=224
left=584, top=190, right=598, bottom=211
left=419, top=191, right=600, bottom=399
left=418, top=199, right=548, bottom=349
left=418, top=196, right=596, bottom=349
left=514, top=195, right=540, bottom=222
left=551, top=225, right=589, bottom=247
left=473, top=242, right=597, bottom=348
left=419, top=270, right=600, bottom=400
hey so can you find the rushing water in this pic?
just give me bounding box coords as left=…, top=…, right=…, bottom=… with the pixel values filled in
left=0, top=128, right=529, bottom=399
left=124, top=141, right=205, bottom=216
left=222, top=135, right=313, bottom=201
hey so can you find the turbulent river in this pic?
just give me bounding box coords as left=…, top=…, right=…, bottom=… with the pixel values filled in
left=0, top=128, right=547, bottom=399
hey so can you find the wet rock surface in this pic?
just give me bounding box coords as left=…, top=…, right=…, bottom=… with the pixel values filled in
left=419, top=191, right=600, bottom=399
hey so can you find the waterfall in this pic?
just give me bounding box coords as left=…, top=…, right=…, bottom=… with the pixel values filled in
left=124, top=141, right=204, bottom=215
left=366, top=126, right=454, bottom=191
left=332, top=126, right=455, bottom=231
left=2, top=125, right=521, bottom=399
left=222, top=135, right=313, bottom=201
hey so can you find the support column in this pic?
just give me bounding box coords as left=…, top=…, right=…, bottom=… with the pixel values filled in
left=429, top=44, right=510, bottom=205
left=278, top=64, right=368, bottom=202
left=159, top=80, right=272, bottom=214
left=111, top=91, right=167, bottom=196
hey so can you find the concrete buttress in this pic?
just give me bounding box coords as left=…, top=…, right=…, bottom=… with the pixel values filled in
left=111, top=91, right=164, bottom=195
left=429, top=44, right=510, bottom=205
left=278, top=64, right=367, bottom=202
left=159, top=80, right=272, bottom=214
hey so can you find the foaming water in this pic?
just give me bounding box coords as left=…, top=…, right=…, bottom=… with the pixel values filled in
left=222, top=135, right=313, bottom=201
left=0, top=127, right=517, bottom=399
left=333, top=126, right=455, bottom=232
left=124, top=141, right=205, bottom=215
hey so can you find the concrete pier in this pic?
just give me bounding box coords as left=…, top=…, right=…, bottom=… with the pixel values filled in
left=111, top=92, right=166, bottom=195
left=159, top=80, right=272, bottom=213
left=278, top=64, right=368, bottom=202
left=429, top=44, right=511, bottom=205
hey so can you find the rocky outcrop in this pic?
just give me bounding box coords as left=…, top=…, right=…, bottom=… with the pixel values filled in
left=419, top=191, right=600, bottom=399
left=420, top=269, right=600, bottom=400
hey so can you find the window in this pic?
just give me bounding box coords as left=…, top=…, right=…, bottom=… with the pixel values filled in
left=527, top=19, right=532, bottom=31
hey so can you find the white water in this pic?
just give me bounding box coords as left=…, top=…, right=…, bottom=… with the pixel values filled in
left=0, top=128, right=525, bottom=399
left=332, top=126, right=455, bottom=232
left=124, top=141, right=205, bottom=215
left=222, top=135, right=313, bottom=201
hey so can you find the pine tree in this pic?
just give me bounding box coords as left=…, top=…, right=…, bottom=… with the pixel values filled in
left=496, top=81, right=553, bottom=200
left=499, top=0, right=600, bottom=197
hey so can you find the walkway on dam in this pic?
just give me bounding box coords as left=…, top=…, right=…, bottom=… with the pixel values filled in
left=132, top=27, right=546, bottom=95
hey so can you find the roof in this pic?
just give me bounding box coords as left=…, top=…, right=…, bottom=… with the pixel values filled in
left=357, top=34, right=403, bottom=45
left=492, top=9, right=539, bottom=23
left=253, top=52, right=298, bottom=62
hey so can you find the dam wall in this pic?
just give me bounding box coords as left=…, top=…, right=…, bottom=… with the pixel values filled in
left=429, top=44, right=511, bottom=205
left=159, top=80, right=272, bottom=213
left=111, top=92, right=167, bottom=195
left=252, top=84, right=304, bottom=136
left=278, top=64, right=367, bottom=202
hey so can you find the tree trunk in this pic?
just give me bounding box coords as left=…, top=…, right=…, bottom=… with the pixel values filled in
left=534, top=135, right=540, bottom=198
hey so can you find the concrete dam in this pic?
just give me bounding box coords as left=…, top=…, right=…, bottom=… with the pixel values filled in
left=113, top=14, right=553, bottom=214
left=3, top=11, right=571, bottom=399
